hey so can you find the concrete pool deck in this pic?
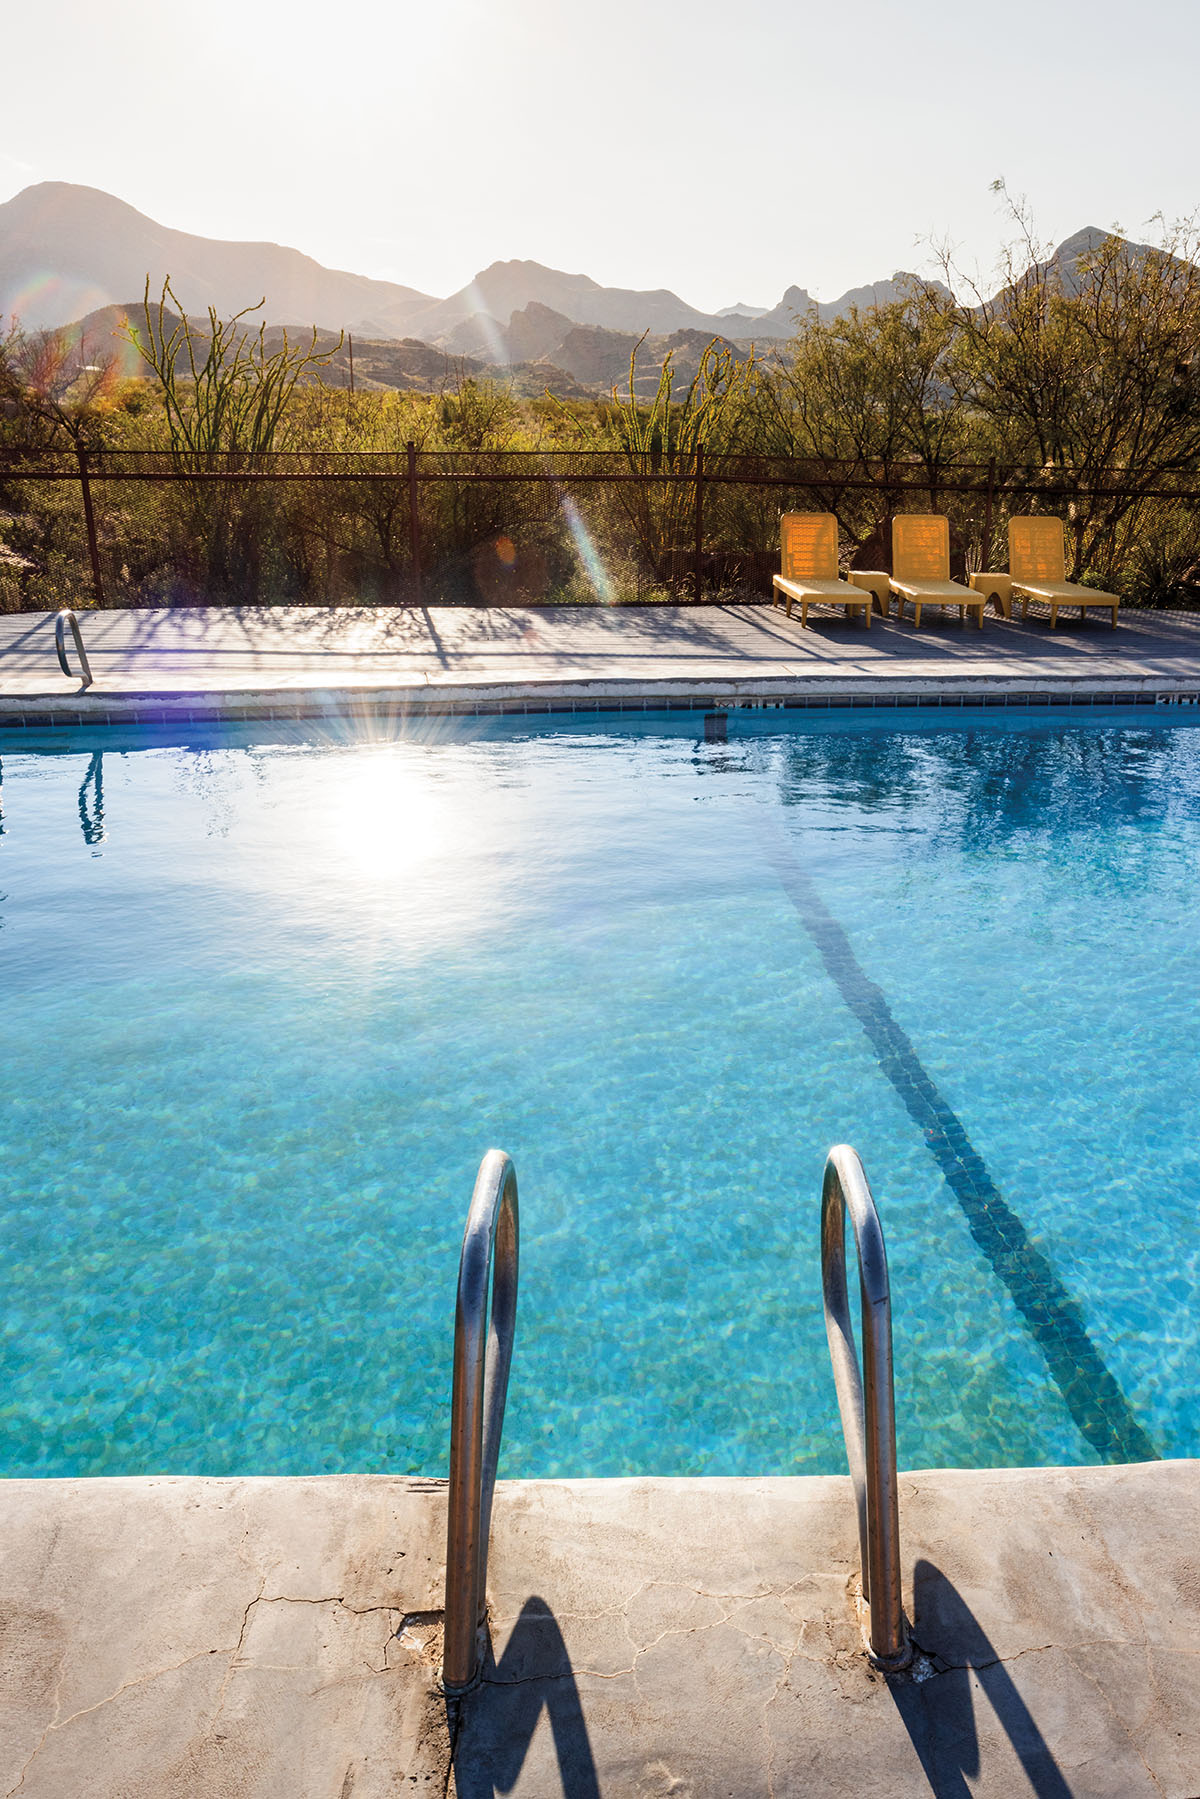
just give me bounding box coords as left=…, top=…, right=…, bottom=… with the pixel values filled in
left=2, top=1461, right=1198, bottom=1797
left=2, top=600, right=1200, bottom=721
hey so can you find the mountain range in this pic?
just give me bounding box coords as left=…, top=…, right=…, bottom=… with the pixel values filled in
left=0, top=181, right=1144, bottom=398
left=0, top=181, right=945, bottom=345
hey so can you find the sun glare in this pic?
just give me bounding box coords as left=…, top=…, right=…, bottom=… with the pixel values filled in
left=331, top=747, right=453, bottom=882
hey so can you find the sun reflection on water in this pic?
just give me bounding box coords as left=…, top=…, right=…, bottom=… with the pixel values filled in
left=331, top=745, right=454, bottom=882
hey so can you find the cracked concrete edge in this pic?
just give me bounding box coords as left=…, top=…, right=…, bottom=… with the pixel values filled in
left=461, top=1465, right=1200, bottom=1797
left=0, top=1474, right=455, bottom=1799
left=3, top=1466, right=1199, bottom=1796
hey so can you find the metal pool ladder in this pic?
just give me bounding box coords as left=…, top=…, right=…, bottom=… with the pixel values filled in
left=438, top=1142, right=905, bottom=1686
left=442, top=1149, right=520, bottom=1694
left=821, top=1144, right=910, bottom=1669
left=55, top=609, right=93, bottom=687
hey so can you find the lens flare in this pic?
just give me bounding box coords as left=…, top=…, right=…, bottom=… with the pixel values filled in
left=561, top=495, right=615, bottom=604
left=2, top=273, right=111, bottom=332
left=460, top=284, right=511, bottom=368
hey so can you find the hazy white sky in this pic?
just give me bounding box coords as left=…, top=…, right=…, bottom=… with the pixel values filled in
left=2, top=0, right=1195, bottom=310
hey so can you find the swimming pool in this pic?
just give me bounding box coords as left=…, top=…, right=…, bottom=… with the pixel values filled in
left=1, top=709, right=1196, bottom=1479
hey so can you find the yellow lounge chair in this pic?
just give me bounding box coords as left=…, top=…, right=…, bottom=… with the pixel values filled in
left=1008, top=516, right=1120, bottom=628
left=772, top=513, right=873, bottom=628
left=889, top=515, right=985, bottom=628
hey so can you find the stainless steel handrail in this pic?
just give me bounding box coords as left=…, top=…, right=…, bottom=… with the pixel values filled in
left=821, top=1145, right=910, bottom=1669
left=55, top=609, right=93, bottom=687
left=442, top=1148, right=520, bottom=1694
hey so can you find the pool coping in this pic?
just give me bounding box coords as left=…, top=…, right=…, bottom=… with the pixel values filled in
left=3, top=1462, right=1197, bottom=1796
left=4, top=670, right=1200, bottom=726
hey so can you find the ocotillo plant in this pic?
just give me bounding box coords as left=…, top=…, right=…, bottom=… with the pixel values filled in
left=598, top=333, right=758, bottom=590
left=124, top=276, right=342, bottom=469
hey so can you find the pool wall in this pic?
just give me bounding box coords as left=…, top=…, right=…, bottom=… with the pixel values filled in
left=3, top=675, right=1200, bottom=729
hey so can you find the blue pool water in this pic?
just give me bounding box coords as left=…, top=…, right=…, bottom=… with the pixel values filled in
left=1, top=709, right=1198, bottom=1479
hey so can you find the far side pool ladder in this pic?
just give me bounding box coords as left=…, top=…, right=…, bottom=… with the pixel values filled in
left=55, top=609, right=93, bottom=687
left=821, top=1144, right=910, bottom=1670
left=441, top=1149, right=519, bottom=1695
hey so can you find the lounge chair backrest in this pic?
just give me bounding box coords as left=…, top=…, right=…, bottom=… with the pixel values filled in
left=780, top=512, right=839, bottom=582
left=891, top=514, right=949, bottom=582
left=1009, top=516, right=1066, bottom=583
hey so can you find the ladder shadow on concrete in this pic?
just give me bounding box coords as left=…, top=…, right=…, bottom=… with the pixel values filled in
left=890, top=1561, right=1075, bottom=1799
left=448, top=1595, right=600, bottom=1799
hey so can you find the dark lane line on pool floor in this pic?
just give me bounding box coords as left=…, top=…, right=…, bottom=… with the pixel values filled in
left=765, top=833, right=1158, bottom=1466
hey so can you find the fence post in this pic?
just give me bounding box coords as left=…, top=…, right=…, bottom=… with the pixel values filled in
left=693, top=443, right=704, bottom=600
left=407, top=440, right=421, bottom=600
left=983, top=456, right=996, bottom=570
left=76, top=446, right=106, bottom=608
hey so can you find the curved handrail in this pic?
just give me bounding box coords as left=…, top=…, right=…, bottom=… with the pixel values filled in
left=442, top=1148, right=520, bottom=1693
left=821, top=1145, right=909, bottom=1669
left=55, top=609, right=93, bottom=687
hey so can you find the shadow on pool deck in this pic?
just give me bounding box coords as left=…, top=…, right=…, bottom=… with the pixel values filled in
left=6, top=602, right=1200, bottom=702
left=892, top=1562, right=1074, bottom=1799
left=449, top=1572, right=1077, bottom=1799
left=451, top=1597, right=600, bottom=1799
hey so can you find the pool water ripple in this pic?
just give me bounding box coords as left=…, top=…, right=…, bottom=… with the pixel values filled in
left=765, top=829, right=1157, bottom=1464
left=1, top=711, right=1196, bottom=1477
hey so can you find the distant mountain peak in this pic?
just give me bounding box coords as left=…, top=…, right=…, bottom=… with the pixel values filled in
left=1053, top=225, right=1112, bottom=255
left=0, top=180, right=433, bottom=336
left=472, top=257, right=601, bottom=292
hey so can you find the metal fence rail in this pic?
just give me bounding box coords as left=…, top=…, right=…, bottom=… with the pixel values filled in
left=9, top=443, right=1200, bottom=496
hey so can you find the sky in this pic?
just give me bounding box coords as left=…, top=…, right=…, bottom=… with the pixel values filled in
left=1, top=0, right=1196, bottom=311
